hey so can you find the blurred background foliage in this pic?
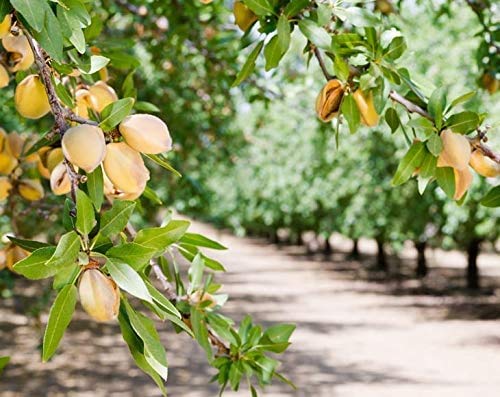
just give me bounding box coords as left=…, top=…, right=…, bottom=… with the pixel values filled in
left=0, top=0, right=499, bottom=292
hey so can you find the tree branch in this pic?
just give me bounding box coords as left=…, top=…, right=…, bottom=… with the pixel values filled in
left=312, top=46, right=333, bottom=81
left=22, top=25, right=82, bottom=201
left=388, top=90, right=432, bottom=120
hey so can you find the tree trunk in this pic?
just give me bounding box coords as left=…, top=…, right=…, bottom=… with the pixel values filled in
left=466, top=239, right=481, bottom=289
left=351, top=239, right=360, bottom=258
left=323, top=236, right=332, bottom=255
left=269, top=230, right=279, bottom=244
left=414, top=241, right=428, bottom=278
left=376, top=238, right=387, bottom=271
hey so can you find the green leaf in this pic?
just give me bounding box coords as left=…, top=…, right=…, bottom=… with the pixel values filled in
left=144, top=280, right=182, bottom=319
left=448, top=91, right=476, bottom=111
left=0, top=356, right=9, bottom=375
left=334, top=56, right=349, bottom=82
left=407, top=117, right=435, bottom=134
left=263, top=324, right=295, bottom=344
left=144, top=154, right=182, bottom=178
left=232, top=40, right=264, bottom=87
left=179, top=233, right=227, bottom=250
left=419, top=151, right=437, bottom=178
left=341, top=94, right=360, bottom=134
left=106, top=258, right=153, bottom=303
left=123, top=299, right=168, bottom=379
left=391, top=141, right=426, bottom=186
left=55, top=82, right=75, bottom=108
left=435, top=167, right=455, bottom=198
left=79, top=55, right=110, bottom=75
left=13, top=247, right=56, bottom=279
left=10, top=0, right=46, bottom=31
left=384, top=107, right=400, bottom=133
left=118, top=307, right=167, bottom=395
left=42, top=284, right=77, bottom=362
left=32, top=8, right=64, bottom=62
left=134, top=101, right=160, bottom=113
left=106, top=243, right=156, bottom=271
left=86, top=166, right=104, bottom=211
left=384, top=36, right=406, bottom=61
left=445, top=111, right=480, bottom=134
left=427, top=87, right=447, bottom=130
left=59, top=0, right=91, bottom=26
left=426, top=133, right=443, bottom=156
left=134, top=220, right=190, bottom=254
left=190, top=307, right=212, bottom=360
left=188, top=253, right=204, bottom=292
left=480, top=186, right=500, bottom=207
left=100, top=200, right=136, bottom=237
left=99, top=98, right=135, bottom=132
left=277, top=14, right=291, bottom=54
left=244, top=0, right=274, bottom=16
left=7, top=236, right=50, bottom=252
left=264, top=36, right=282, bottom=71
left=76, top=189, right=95, bottom=236
left=0, top=2, right=12, bottom=21
left=46, top=231, right=81, bottom=270
left=178, top=245, right=226, bottom=272
left=298, top=19, right=331, bottom=50
left=284, top=0, right=309, bottom=17
left=52, top=263, right=81, bottom=290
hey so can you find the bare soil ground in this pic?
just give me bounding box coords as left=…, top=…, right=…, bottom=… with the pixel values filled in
left=1, top=220, right=500, bottom=397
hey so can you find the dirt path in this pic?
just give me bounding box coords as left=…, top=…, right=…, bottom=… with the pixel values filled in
left=1, top=220, right=500, bottom=397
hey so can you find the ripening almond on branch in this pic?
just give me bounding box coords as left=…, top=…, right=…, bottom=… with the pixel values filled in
left=103, top=142, right=150, bottom=197
left=50, top=162, right=71, bottom=196
left=2, top=34, right=34, bottom=72
left=353, top=89, right=379, bottom=127
left=87, top=81, right=118, bottom=112
left=316, top=79, right=345, bottom=122
left=0, top=64, right=9, bottom=88
left=18, top=179, right=44, bottom=201
left=469, top=150, right=500, bottom=178
left=78, top=269, right=120, bottom=322
left=119, top=114, right=172, bottom=154
left=0, top=15, right=11, bottom=39
left=437, top=129, right=471, bottom=171
left=62, top=125, right=107, bottom=173
left=14, top=75, right=51, bottom=119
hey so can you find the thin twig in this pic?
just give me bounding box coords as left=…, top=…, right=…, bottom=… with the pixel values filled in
left=65, top=110, right=99, bottom=126
left=313, top=46, right=333, bottom=81
left=388, top=90, right=432, bottom=120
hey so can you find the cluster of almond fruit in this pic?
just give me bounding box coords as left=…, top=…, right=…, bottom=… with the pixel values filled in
left=315, top=79, right=499, bottom=199
left=316, top=79, right=379, bottom=126
left=0, top=127, right=46, bottom=202
left=1, top=14, right=173, bottom=201
left=437, top=129, right=499, bottom=200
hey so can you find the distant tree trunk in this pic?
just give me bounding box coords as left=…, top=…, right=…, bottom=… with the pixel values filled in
left=351, top=239, right=360, bottom=258
left=269, top=230, right=279, bottom=244
left=323, top=235, right=332, bottom=255
left=466, top=239, right=481, bottom=289
left=376, top=238, right=387, bottom=271
left=414, top=241, right=428, bottom=278
left=296, top=230, right=303, bottom=246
